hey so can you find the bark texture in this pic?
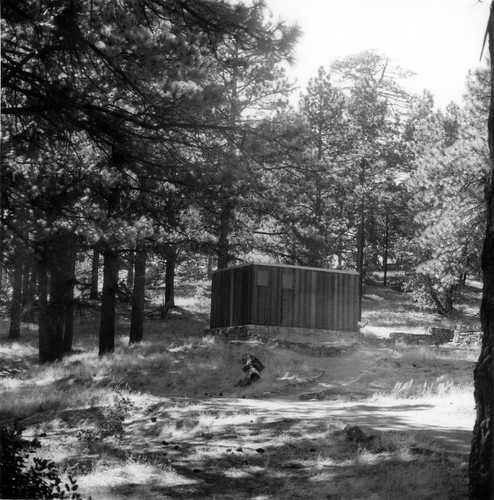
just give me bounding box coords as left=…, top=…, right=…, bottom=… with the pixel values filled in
left=98, top=187, right=121, bottom=356
left=89, top=248, right=100, bottom=300
left=8, top=244, right=23, bottom=339
left=99, top=244, right=118, bottom=356
left=129, top=243, right=146, bottom=344
left=165, top=245, right=177, bottom=310
left=469, top=4, right=494, bottom=497
left=38, top=231, right=76, bottom=362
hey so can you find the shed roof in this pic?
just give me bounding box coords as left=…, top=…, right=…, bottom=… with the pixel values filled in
left=213, top=262, right=359, bottom=276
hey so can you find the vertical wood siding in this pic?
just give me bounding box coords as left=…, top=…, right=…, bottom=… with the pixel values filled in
left=210, top=263, right=359, bottom=332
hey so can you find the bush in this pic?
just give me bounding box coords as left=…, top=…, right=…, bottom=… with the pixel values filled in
left=0, top=425, right=82, bottom=499
left=77, top=390, right=133, bottom=447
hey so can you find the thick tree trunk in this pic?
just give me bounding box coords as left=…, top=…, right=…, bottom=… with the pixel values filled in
left=61, top=240, right=77, bottom=355
left=129, top=243, right=146, bottom=344
left=165, top=245, right=177, bottom=310
left=470, top=4, right=494, bottom=497
left=99, top=244, right=118, bottom=356
left=89, top=248, right=100, bottom=300
left=39, top=232, right=77, bottom=362
left=8, top=245, right=23, bottom=340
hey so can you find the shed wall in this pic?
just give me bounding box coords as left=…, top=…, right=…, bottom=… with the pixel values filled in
left=210, top=263, right=359, bottom=332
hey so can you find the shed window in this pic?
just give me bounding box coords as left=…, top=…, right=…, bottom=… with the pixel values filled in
left=282, top=271, right=294, bottom=289
left=257, top=270, right=270, bottom=287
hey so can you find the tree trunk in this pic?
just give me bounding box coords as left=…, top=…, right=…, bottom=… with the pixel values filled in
left=99, top=244, right=118, bottom=356
left=38, top=231, right=77, bottom=362
left=89, top=248, right=100, bottom=300
left=127, top=249, right=135, bottom=290
left=98, top=188, right=121, bottom=356
left=356, top=203, right=365, bottom=321
left=21, top=255, right=36, bottom=323
left=8, top=245, right=23, bottom=340
left=207, top=254, right=214, bottom=280
left=38, top=260, right=50, bottom=363
left=356, top=159, right=367, bottom=321
left=470, top=4, right=494, bottom=497
left=165, top=245, right=177, bottom=310
left=217, top=198, right=235, bottom=269
left=383, top=214, right=389, bottom=287
left=61, top=240, right=77, bottom=355
left=0, top=177, right=4, bottom=295
left=129, top=243, right=146, bottom=344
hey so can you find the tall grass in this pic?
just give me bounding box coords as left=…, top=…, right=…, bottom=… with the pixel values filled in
left=387, top=376, right=468, bottom=399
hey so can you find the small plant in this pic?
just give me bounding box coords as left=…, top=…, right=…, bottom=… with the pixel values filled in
left=77, top=389, right=133, bottom=447
left=0, top=425, right=82, bottom=499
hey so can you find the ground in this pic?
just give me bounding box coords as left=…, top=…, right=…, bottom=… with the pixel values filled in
left=0, top=279, right=481, bottom=499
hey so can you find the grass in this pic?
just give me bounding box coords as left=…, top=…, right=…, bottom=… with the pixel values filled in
left=0, top=278, right=479, bottom=499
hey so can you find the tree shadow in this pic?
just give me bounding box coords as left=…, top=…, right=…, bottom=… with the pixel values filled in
left=95, top=397, right=471, bottom=499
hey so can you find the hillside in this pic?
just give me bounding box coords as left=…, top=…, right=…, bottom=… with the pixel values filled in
left=0, top=281, right=481, bottom=499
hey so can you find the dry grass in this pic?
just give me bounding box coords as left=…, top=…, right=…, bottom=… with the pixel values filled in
left=0, top=278, right=479, bottom=499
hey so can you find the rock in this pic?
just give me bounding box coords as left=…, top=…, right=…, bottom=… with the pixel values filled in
left=344, top=425, right=371, bottom=444
left=427, top=327, right=454, bottom=345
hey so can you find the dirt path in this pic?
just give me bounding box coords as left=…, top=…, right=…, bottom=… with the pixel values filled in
left=128, top=343, right=474, bottom=456
left=200, top=341, right=474, bottom=455
left=72, top=342, right=475, bottom=499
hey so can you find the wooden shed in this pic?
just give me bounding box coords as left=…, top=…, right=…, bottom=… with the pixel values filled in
left=210, top=263, right=359, bottom=333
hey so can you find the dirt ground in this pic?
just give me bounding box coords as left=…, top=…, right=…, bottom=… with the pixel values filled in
left=2, top=280, right=479, bottom=499
left=65, top=342, right=476, bottom=499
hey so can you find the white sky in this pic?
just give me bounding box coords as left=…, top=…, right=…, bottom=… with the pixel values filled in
left=266, top=0, right=491, bottom=108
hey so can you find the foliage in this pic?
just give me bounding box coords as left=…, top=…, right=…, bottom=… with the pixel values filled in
left=406, top=75, right=487, bottom=314
left=77, top=389, right=133, bottom=447
left=0, top=425, right=82, bottom=499
left=263, top=68, right=353, bottom=267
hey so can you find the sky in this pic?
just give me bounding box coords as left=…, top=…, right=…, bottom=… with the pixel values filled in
left=266, top=0, right=491, bottom=108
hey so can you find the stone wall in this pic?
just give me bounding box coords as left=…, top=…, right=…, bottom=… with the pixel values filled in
left=390, top=326, right=482, bottom=347
left=204, top=324, right=362, bottom=343
left=452, top=329, right=482, bottom=346
left=390, top=327, right=454, bottom=346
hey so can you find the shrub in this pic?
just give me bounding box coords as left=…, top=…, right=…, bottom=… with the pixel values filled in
left=77, top=389, right=133, bottom=447
left=0, top=425, right=81, bottom=499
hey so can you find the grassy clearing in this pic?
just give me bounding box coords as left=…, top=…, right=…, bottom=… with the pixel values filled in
left=0, top=279, right=479, bottom=499
left=361, top=279, right=481, bottom=338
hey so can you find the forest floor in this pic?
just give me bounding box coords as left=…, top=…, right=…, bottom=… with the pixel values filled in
left=0, top=277, right=482, bottom=499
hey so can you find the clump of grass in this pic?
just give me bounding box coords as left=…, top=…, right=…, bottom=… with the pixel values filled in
left=388, top=375, right=468, bottom=399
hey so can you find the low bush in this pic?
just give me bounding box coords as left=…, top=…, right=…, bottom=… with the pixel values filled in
left=1, top=425, right=82, bottom=499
